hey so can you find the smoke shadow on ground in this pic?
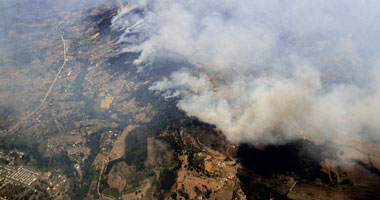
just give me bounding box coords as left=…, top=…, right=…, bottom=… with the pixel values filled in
left=237, top=140, right=334, bottom=180
left=236, top=140, right=335, bottom=199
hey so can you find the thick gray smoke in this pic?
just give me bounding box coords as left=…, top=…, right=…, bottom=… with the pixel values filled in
left=113, top=0, right=380, bottom=144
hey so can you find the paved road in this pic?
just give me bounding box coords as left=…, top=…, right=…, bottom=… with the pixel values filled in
left=8, top=27, right=68, bottom=134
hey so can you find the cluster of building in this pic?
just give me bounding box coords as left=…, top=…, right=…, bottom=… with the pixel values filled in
left=0, top=166, right=38, bottom=186
left=0, top=178, right=11, bottom=190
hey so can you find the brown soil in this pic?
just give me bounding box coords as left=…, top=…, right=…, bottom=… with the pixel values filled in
left=100, top=96, right=114, bottom=109
left=109, top=125, right=138, bottom=161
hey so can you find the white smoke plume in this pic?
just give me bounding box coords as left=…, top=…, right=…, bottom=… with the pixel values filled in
left=113, top=0, right=380, bottom=144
